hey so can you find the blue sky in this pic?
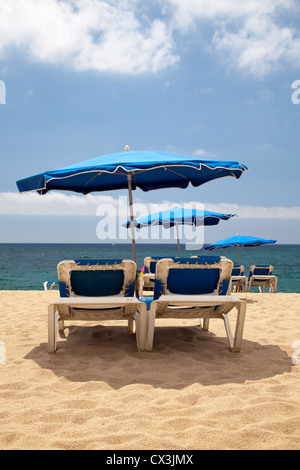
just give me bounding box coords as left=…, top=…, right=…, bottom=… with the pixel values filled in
left=0, top=0, right=300, bottom=244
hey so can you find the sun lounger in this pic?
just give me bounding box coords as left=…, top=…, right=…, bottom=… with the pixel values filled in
left=143, top=257, right=246, bottom=353
left=48, top=259, right=147, bottom=353
left=229, top=265, right=248, bottom=292
left=247, top=265, right=278, bottom=292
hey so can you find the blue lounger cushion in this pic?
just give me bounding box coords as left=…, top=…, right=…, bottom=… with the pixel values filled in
left=167, top=268, right=220, bottom=295
left=70, top=270, right=124, bottom=297
left=232, top=265, right=243, bottom=276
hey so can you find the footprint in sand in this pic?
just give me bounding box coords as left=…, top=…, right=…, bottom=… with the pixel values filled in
left=176, top=328, right=195, bottom=342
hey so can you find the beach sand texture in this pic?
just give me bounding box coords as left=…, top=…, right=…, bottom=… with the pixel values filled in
left=0, top=290, right=299, bottom=450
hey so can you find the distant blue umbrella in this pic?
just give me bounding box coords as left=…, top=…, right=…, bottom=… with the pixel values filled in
left=205, top=235, right=277, bottom=264
left=16, top=147, right=247, bottom=262
left=124, top=208, right=236, bottom=256
left=124, top=208, right=236, bottom=229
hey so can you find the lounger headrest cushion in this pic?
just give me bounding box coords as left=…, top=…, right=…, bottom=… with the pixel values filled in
left=167, top=268, right=220, bottom=295
left=149, top=257, right=174, bottom=273
left=250, top=266, right=272, bottom=276
left=70, top=270, right=125, bottom=296
left=232, top=267, right=243, bottom=275
left=149, top=261, right=158, bottom=273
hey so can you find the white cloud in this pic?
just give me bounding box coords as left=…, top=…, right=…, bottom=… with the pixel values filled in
left=24, top=90, right=34, bottom=98
left=201, top=202, right=300, bottom=219
left=0, top=191, right=121, bottom=215
left=0, top=0, right=178, bottom=74
left=194, top=87, right=213, bottom=95
left=0, top=0, right=299, bottom=76
left=169, top=0, right=300, bottom=76
left=213, top=14, right=300, bottom=76
left=193, top=149, right=207, bottom=156
left=192, top=148, right=215, bottom=158
left=1, top=192, right=300, bottom=219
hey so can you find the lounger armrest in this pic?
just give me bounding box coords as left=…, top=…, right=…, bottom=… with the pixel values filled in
left=154, top=294, right=242, bottom=306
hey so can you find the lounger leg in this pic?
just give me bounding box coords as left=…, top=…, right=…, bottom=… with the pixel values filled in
left=202, top=318, right=210, bottom=331
left=135, top=304, right=147, bottom=352
left=223, top=314, right=234, bottom=351
left=134, top=313, right=140, bottom=350
left=58, top=320, right=64, bottom=331
left=146, top=301, right=157, bottom=352
left=222, top=302, right=246, bottom=352
left=127, top=318, right=136, bottom=334
left=233, top=301, right=246, bottom=352
left=48, top=304, right=59, bottom=353
left=269, top=278, right=277, bottom=293
left=223, top=302, right=246, bottom=353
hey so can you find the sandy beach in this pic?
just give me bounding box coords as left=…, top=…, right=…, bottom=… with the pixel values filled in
left=0, top=290, right=299, bottom=450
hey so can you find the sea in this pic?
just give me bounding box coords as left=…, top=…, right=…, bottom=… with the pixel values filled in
left=0, top=243, right=299, bottom=293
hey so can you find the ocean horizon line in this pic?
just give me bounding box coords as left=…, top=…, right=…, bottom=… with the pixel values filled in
left=0, top=242, right=299, bottom=246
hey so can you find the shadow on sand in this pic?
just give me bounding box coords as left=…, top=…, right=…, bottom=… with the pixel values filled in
left=25, top=323, right=293, bottom=390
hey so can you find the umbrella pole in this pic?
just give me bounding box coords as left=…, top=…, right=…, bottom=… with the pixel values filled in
left=127, top=173, right=137, bottom=264
left=176, top=224, right=181, bottom=257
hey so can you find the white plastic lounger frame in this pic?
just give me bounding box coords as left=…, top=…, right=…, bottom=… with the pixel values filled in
left=139, top=273, right=155, bottom=298
left=247, top=265, right=278, bottom=293
left=139, top=257, right=157, bottom=298
left=48, top=260, right=147, bottom=352
left=44, top=281, right=59, bottom=291
left=145, top=258, right=247, bottom=353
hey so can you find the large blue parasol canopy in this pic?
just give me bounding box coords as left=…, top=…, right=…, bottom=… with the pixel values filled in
left=16, top=150, right=247, bottom=194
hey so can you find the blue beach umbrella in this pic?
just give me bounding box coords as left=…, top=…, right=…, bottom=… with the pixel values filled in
left=124, top=207, right=237, bottom=256
left=16, top=147, right=247, bottom=262
left=205, top=235, right=277, bottom=264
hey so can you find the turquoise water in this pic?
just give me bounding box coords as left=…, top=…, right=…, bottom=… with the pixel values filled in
left=0, top=243, right=299, bottom=293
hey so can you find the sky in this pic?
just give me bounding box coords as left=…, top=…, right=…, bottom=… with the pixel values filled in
left=0, top=0, right=300, bottom=245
